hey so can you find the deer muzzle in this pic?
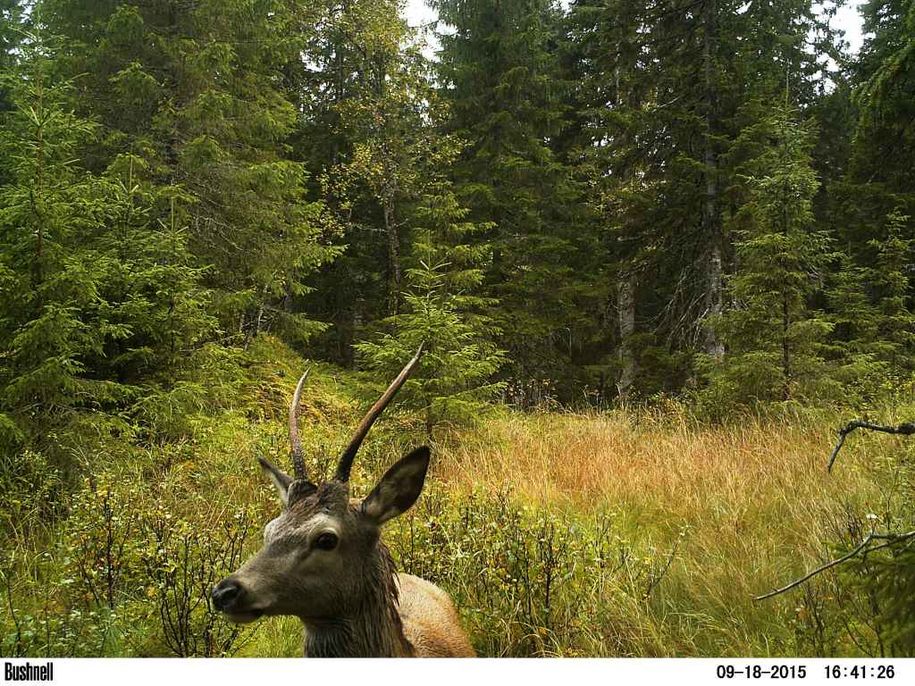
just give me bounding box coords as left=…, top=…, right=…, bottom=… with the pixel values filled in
left=212, top=577, right=263, bottom=623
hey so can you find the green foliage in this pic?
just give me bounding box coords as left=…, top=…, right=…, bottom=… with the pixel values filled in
left=3, top=462, right=262, bottom=657
left=434, top=0, right=597, bottom=391
left=356, top=182, right=506, bottom=432
left=0, top=447, right=64, bottom=535
left=0, top=31, right=219, bottom=462
left=0, top=0, right=900, bottom=422
left=826, top=208, right=915, bottom=403
left=825, top=253, right=890, bottom=405
left=43, top=0, right=340, bottom=342
left=797, top=429, right=915, bottom=656
left=865, top=546, right=915, bottom=654
left=564, top=0, right=839, bottom=398
left=324, top=23, right=457, bottom=316
left=1, top=340, right=913, bottom=658
left=1, top=0, right=915, bottom=662
left=850, top=0, right=915, bottom=195
left=0, top=0, right=22, bottom=118
left=869, top=209, right=915, bottom=370
left=388, top=488, right=683, bottom=656
left=701, top=105, right=836, bottom=408
left=296, top=0, right=437, bottom=357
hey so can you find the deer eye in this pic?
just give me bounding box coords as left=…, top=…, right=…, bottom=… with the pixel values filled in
left=314, top=532, right=338, bottom=551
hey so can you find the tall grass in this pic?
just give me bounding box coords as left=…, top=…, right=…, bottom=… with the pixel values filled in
left=409, top=408, right=904, bottom=655
left=2, top=340, right=912, bottom=656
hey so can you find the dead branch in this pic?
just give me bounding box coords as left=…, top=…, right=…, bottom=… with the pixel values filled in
left=754, top=529, right=915, bottom=601
left=826, top=420, right=915, bottom=473
left=754, top=419, right=915, bottom=601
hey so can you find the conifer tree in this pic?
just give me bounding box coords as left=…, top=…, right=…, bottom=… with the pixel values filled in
left=849, top=0, right=915, bottom=199
left=434, top=0, right=595, bottom=395
left=821, top=1, right=914, bottom=403
left=356, top=179, right=504, bottom=433
left=297, top=0, right=438, bottom=360
left=825, top=252, right=883, bottom=395
left=869, top=209, right=915, bottom=373
left=42, top=0, right=339, bottom=345
left=563, top=0, right=833, bottom=399
left=326, top=24, right=447, bottom=316
left=0, top=0, right=22, bottom=116
left=702, top=105, right=834, bottom=406
left=0, top=28, right=214, bottom=458
left=563, top=0, right=661, bottom=399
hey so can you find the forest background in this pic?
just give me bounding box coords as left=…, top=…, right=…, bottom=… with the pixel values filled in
left=1, top=0, right=914, bottom=657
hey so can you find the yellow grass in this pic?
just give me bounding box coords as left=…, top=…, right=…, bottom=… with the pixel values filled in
left=4, top=345, right=910, bottom=657
left=419, top=408, right=904, bottom=655
left=440, top=410, right=875, bottom=525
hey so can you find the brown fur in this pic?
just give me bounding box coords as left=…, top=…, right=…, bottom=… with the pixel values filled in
left=212, top=353, right=473, bottom=657
left=396, top=573, right=475, bottom=657
left=300, top=543, right=474, bottom=657
left=214, top=455, right=475, bottom=657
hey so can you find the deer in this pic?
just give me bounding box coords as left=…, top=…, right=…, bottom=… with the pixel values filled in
left=211, top=347, right=475, bottom=657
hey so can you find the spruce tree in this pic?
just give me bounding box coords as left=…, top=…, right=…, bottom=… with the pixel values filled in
left=325, top=20, right=448, bottom=316
left=562, top=0, right=833, bottom=398
left=0, top=28, right=214, bottom=459
left=563, top=0, right=663, bottom=400
left=702, top=105, right=834, bottom=407
left=870, top=209, right=915, bottom=374
left=42, top=0, right=339, bottom=345
left=0, top=0, right=22, bottom=115
left=434, top=0, right=595, bottom=397
left=849, top=0, right=915, bottom=199
left=820, top=1, right=914, bottom=403
left=355, top=180, right=505, bottom=433
left=296, top=0, right=437, bottom=361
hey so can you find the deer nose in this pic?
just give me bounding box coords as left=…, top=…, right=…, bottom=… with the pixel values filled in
left=212, top=579, right=244, bottom=612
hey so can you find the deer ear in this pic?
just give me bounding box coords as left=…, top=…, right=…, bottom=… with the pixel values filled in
left=361, top=446, right=430, bottom=525
left=258, top=456, right=292, bottom=506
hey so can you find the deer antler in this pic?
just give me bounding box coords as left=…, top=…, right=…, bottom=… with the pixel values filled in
left=335, top=344, right=424, bottom=483
left=289, top=370, right=310, bottom=480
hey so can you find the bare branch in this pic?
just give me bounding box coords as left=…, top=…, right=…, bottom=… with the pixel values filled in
left=754, top=529, right=915, bottom=601
left=754, top=421, right=915, bottom=601
left=827, top=420, right=915, bottom=472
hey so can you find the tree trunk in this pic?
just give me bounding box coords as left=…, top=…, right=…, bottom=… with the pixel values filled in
left=617, top=272, right=638, bottom=400
left=703, top=238, right=724, bottom=359
left=701, top=0, right=725, bottom=360
left=382, top=191, right=401, bottom=314
left=781, top=291, right=791, bottom=401
left=613, top=23, right=641, bottom=401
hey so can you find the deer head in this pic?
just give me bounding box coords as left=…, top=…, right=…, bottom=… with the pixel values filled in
left=211, top=347, right=427, bottom=626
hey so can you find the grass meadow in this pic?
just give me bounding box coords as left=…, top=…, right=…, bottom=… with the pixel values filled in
left=2, top=338, right=913, bottom=657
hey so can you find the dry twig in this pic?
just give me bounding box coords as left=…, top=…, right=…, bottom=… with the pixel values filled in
left=754, top=419, right=915, bottom=601
left=826, top=420, right=915, bottom=472
left=754, top=529, right=915, bottom=600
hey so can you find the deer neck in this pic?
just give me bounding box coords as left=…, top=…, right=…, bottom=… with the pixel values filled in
left=301, top=544, right=413, bottom=658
